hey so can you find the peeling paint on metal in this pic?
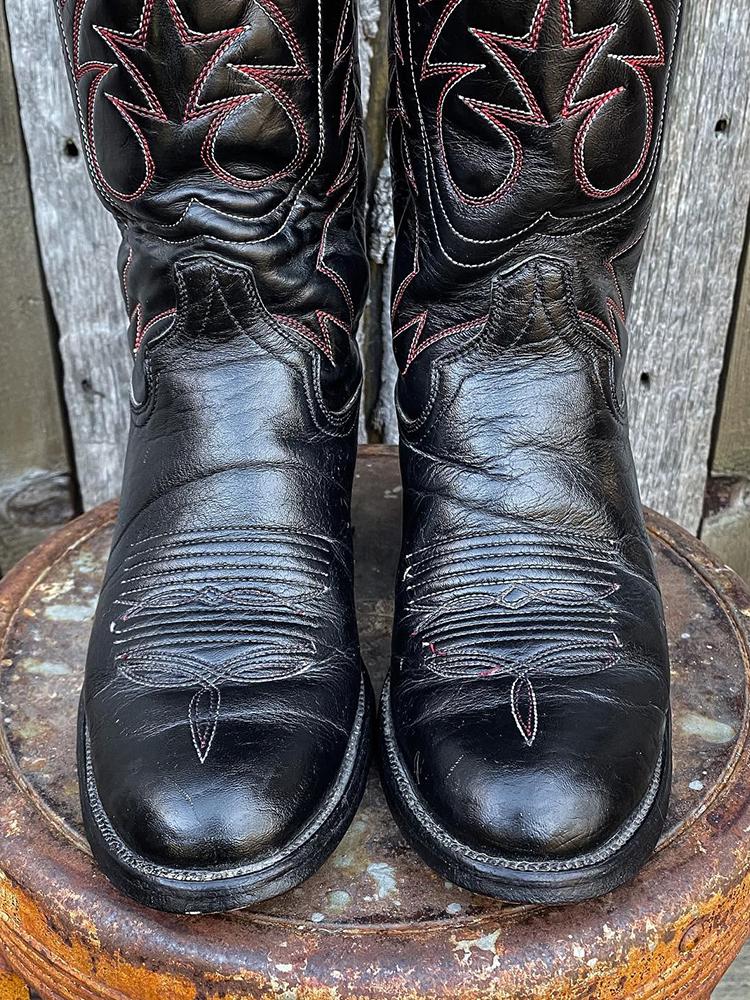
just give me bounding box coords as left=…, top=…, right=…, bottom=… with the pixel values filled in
left=681, top=712, right=736, bottom=744
left=365, top=862, right=398, bottom=900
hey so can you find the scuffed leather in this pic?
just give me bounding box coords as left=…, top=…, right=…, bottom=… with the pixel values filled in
left=385, top=0, right=680, bottom=860
left=56, top=0, right=368, bottom=870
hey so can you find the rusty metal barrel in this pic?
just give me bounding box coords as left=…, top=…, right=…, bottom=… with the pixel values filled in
left=0, top=446, right=748, bottom=999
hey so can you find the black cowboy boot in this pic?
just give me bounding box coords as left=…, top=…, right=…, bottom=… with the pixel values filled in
left=379, top=0, right=681, bottom=903
left=56, top=0, right=371, bottom=912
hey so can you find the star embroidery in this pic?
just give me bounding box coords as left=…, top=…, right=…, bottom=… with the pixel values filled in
left=465, top=0, right=665, bottom=197
left=72, top=0, right=309, bottom=199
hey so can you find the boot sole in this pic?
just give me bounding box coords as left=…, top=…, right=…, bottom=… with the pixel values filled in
left=378, top=676, right=671, bottom=905
left=78, top=670, right=374, bottom=913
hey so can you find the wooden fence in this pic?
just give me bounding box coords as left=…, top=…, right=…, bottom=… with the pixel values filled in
left=1, top=0, right=750, bottom=572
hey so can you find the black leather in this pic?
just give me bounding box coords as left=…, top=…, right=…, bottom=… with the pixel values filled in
left=380, top=0, right=681, bottom=901
left=56, top=0, right=372, bottom=910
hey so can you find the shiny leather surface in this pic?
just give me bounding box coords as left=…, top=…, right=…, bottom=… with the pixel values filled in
left=385, top=0, right=681, bottom=864
left=56, top=0, right=369, bottom=874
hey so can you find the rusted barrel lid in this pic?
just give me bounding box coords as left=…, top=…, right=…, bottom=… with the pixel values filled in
left=0, top=446, right=748, bottom=999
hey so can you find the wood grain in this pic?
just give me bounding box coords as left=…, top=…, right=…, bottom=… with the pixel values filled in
left=625, top=0, right=750, bottom=531
left=5, top=1, right=130, bottom=510
left=0, top=3, right=74, bottom=568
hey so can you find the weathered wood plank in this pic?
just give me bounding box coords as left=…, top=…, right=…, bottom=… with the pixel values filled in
left=625, top=0, right=750, bottom=532
left=5, top=0, right=131, bottom=510
left=0, top=4, right=74, bottom=570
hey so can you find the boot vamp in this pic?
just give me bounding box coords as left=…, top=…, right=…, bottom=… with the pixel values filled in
left=393, top=263, right=668, bottom=861
left=84, top=258, right=361, bottom=869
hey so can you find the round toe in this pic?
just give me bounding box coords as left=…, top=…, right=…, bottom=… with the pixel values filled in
left=87, top=692, right=353, bottom=872
left=392, top=677, right=667, bottom=864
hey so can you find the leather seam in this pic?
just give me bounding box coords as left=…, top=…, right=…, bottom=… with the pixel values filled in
left=130, top=257, right=360, bottom=436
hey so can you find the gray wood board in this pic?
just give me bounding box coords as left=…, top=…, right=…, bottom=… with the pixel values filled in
left=624, top=0, right=750, bottom=531
left=5, top=0, right=132, bottom=510
left=0, top=4, right=74, bottom=569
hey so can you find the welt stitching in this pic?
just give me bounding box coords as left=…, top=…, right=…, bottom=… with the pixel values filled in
left=83, top=681, right=366, bottom=878
left=382, top=678, right=664, bottom=872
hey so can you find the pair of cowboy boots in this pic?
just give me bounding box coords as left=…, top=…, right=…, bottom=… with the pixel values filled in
left=57, top=0, right=681, bottom=912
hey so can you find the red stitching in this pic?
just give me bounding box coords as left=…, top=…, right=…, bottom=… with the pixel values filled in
left=272, top=311, right=347, bottom=365
left=69, top=0, right=314, bottom=200
left=132, top=306, right=177, bottom=353
left=421, top=0, right=523, bottom=206
left=205, top=0, right=311, bottom=190
left=121, top=246, right=134, bottom=312
left=394, top=310, right=488, bottom=372
left=392, top=215, right=421, bottom=319
left=334, top=0, right=353, bottom=62
left=328, top=128, right=359, bottom=195
left=317, top=186, right=357, bottom=320
left=392, top=5, right=405, bottom=64
left=562, top=0, right=665, bottom=199
left=577, top=226, right=649, bottom=355
left=420, top=0, right=665, bottom=206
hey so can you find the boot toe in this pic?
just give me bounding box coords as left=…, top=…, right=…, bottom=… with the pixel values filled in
left=394, top=678, right=666, bottom=864
left=432, top=764, right=623, bottom=859
left=115, top=775, right=296, bottom=869
left=86, top=688, right=354, bottom=872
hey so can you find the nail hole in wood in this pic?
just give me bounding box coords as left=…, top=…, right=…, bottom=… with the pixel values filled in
left=640, top=372, right=652, bottom=389
left=81, top=377, right=106, bottom=400
left=714, top=118, right=730, bottom=135
left=63, top=138, right=80, bottom=158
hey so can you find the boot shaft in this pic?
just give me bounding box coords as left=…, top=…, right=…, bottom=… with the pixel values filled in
left=55, top=0, right=369, bottom=374
left=388, top=0, right=682, bottom=380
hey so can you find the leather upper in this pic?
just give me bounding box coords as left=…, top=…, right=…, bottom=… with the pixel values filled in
left=386, top=0, right=680, bottom=860
left=57, top=0, right=367, bottom=397
left=57, top=0, right=369, bottom=870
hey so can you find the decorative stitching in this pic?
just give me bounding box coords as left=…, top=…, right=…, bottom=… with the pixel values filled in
left=389, top=0, right=680, bottom=274
left=420, top=0, right=524, bottom=207
left=577, top=225, right=650, bottom=356
left=136, top=259, right=360, bottom=436
left=132, top=306, right=177, bottom=353
left=403, top=529, right=623, bottom=745
left=394, top=311, right=489, bottom=373
left=83, top=679, right=367, bottom=877
left=108, top=525, right=334, bottom=762
left=116, top=642, right=315, bottom=763
left=381, top=675, right=666, bottom=870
